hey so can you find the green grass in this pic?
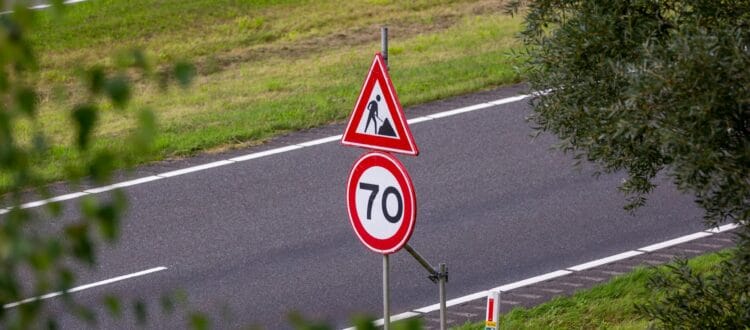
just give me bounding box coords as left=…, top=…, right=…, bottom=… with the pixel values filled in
left=7, top=0, right=524, bottom=189
left=453, top=251, right=732, bottom=330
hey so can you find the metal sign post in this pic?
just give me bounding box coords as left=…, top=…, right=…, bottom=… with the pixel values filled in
left=379, top=26, right=448, bottom=330
left=344, top=27, right=448, bottom=330
left=381, top=26, right=390, bottom=330
left=383, top=254, right=390, bottom=330
left=404, top=244, right=448, bottom=330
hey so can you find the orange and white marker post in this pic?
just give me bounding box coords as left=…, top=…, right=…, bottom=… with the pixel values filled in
left=485, top=291, right=500, bottom=330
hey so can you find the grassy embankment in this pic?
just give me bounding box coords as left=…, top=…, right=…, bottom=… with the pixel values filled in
left=454, top=251, right=732, bottom=329
left=9, top=0, right=524, bottom=189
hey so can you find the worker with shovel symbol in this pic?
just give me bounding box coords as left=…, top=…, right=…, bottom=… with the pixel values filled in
left=364, top=94, right=381, bottom=134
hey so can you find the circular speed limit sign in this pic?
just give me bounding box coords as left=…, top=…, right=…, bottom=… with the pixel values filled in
left=346, top=151, right=416, bottom=254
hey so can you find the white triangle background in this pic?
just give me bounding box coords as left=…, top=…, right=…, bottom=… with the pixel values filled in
left=355, top=82, right=399, bottom=138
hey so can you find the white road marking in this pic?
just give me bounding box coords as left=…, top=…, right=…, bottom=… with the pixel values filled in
left=493, top=270, right=572, bottom=292
left=4, top=266, right=167, bottom=309
left=1, top=0, right=88, bottom=14
left=406, top=116, right=433, bottom=124
left=0, top=92, right=534, bottom=214
left=566, top=250, right=643, bottom=271
left=637, top=232, right=713, bottom=252
left=342, top=224, right=739, bottom=329
left=228, top=145, right=303, bottom=162
left=83, top=175, right=163, bottom=194
left=29, top=0, right=87, bottom=10
left=705, top=223, right=739, bottom=233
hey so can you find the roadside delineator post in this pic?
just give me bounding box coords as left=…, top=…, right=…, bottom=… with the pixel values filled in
left=485, top=291, right=500, bottom=330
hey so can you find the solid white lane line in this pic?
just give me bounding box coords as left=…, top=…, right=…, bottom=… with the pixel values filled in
left=705, top=223, right=740, bottom=234
left=29, top=0, right=88, bottom=10
left=413, top=291, right=489, bottom=314
left=341, top=312, right=422, bottom=330
left=1, top=0, right=88, bottom=14
left=228, top=145, right=303, bottom=162
left=493, top=270, right=572, bottom=292
left=426, top=103, right=496, bottom=119
left=406, top=116, right=434, bottom=124
left=296, top=135, right=342, bottom=147
left=342, top=225, right=740, bottom=329
left=1, top=92, right=532, bottom=213
left=83, top=176, right=163, bottom=194
left=637, top=232, right=713, bottom=252
left=489, top=94, right=531, bottom=106
left=157, top=160, right=236, bottom=178
left=566, top=250, right=643, bottom=271
left=46, top=192, right=89, bottom=203
left=3, top=266, right=167, bottom=309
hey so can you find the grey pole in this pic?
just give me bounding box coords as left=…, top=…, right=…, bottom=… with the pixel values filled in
left=381, top=26, right=390, bottom=330
left=380, top=26, right=391, bottom=330
left=383, top=254, right=390, bottom=330
left=439, top=263, right=447, bottom=330
left=381, top=26, right=389, bottom=70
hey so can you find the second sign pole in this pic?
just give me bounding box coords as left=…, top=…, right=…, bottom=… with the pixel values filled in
left=383, top=254, right=390, bottom=330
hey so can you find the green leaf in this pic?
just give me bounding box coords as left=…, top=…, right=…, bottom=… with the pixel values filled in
left=160, top=294, right=175, bottom=314
left=189, top=313, right=210, bottom=330
left=0, top=69, right=8, bottom=91
left=105, top=75, right=131, bottom=109
left=134, top=300, right=147, bottom=325
left=392, top=318, right=422, bottom=330
left=87, top=67, right=105, bottom=95
left=64, top=223, right=95, bottom=265
left=131, top=108, right=157, bottom=153
left=174, top=62, right=195, bottom=88
left=15, top=87, right=36, bottom=117
left=351, top=315, right=376, bottom=330
left=131, top=49, right=150, bottom=72
left=71, top=104, right=97, bottom=150
left=103, top=295, right=121, bottom=318
left=88, top=151, right=115, bottom=183
left=46, top=318, right=59, bottom=330
left=288, top=311, right=331, bottom=330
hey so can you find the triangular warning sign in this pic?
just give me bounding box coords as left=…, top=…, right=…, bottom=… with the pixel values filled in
left=341, top=52, right=419, bottom=156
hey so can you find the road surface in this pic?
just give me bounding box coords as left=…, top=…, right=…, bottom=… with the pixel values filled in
left=11, top=85, right=706, bottom=329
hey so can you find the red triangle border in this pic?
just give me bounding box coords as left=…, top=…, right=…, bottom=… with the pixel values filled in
left=341, top=53, right=419, bottom=156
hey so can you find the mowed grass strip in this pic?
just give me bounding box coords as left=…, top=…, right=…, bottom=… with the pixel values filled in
left=454, top=251, right=732, bottom=330
left=11, top=0, right=523, bottom=189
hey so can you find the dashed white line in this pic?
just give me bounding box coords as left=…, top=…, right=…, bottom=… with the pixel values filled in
left=0, top=92, right=534, bottom=215
left=4, top=266, right=167, bottom=309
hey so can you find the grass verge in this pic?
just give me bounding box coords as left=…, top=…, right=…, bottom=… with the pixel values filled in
left=454, top=250, right=732, bottom=330
left=6, top=0, right=524, bottom=189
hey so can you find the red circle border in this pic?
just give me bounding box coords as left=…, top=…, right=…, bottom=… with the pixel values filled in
left=346, top=151, right=417, bottom=254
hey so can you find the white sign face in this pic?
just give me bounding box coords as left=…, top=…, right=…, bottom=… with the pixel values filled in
left=346, top=151, right=416, bottom=254
left=354, top=83, right=400, bottom=139
left=355, top=165, right=404, bottom=239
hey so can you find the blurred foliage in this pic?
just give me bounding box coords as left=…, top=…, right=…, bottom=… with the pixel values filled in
left=289, top=312, right=423, bottom=330
left=0, top=1, right=195, bottom=328
left=508, top=0, right=750, bottom=328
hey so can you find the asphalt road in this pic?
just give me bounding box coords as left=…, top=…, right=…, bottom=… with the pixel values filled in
left=16, top=84, right=706, bottom=329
